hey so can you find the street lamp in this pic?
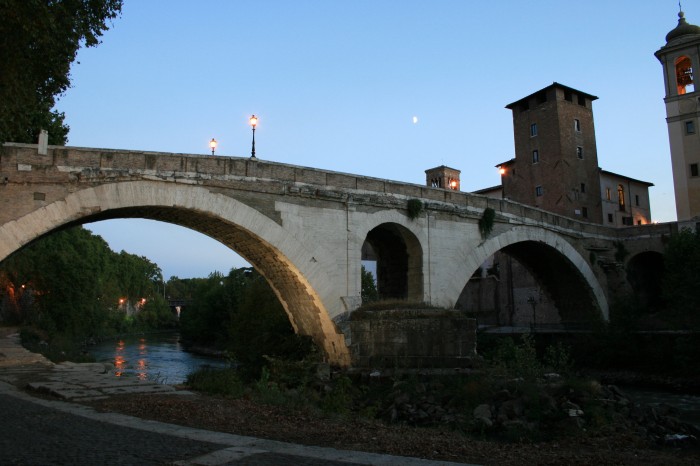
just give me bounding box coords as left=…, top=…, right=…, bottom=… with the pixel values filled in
left=249, top=114, right=258, bottom=159
left=209, top=138, right=217, bottom=155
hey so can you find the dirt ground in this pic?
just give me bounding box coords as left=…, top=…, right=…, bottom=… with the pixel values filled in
left=88, top=391, right=699, bottom=466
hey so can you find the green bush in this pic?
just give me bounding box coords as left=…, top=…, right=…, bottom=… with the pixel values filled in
left=478, top=208, right=496, bottom=238
left=407, top=199, right=424, bottom=220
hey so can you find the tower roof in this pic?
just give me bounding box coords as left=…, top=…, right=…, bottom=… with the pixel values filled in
left=665, top=10, right=700, bottom=43
left=505, top=82, right=597, bottom=110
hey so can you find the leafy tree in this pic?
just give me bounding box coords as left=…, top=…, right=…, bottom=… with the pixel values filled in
left=227, top=269, right=313, bottom=379
left=179, top=267, right=314, bottom=378
left=361, top=265, right=378, bottom=303
left=113, top=251, right=163, bottom=303
left=0, top=0, right=123, bottom=144
left=0, top=226, right=170, bottom=341
left=179, top=273, right=232, bottom=348
left=0, top=227, right=115, bottom=337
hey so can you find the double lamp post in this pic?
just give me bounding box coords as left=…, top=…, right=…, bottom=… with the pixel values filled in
left=209, top=115, right=258, bottom=159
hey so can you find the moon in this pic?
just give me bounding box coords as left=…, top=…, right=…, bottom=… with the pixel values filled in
left=412, top=116, right=418, bottom=124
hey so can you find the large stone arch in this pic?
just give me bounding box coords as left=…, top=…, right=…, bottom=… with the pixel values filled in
left=0, top=181, right=351, bottom=365
left=459, top=226, right=609, bottom=321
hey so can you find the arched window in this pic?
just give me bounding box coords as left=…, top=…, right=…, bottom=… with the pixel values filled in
left=617, top=184, right=625, bottom=211
left=675, top=56, right=695, bottom=95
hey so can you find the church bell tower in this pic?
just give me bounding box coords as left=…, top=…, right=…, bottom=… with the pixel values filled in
left=655, top=9, right=700, bottom=221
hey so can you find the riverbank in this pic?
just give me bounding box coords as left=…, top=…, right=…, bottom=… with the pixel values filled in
left=3, top=327, right=699, bottom=465
left=585, top=369, right=700, bottom=395
left=89, top=391, right=699, bottom=466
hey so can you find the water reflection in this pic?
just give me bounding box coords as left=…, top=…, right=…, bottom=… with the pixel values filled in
left=90, top=332, right=228, bottom=384
left=114, top=340, right=126, bottom=376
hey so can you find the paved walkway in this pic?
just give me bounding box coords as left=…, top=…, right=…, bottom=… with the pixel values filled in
left=0, top=332, right=478, bottom=465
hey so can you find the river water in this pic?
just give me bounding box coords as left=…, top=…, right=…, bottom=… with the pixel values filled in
left=89, top=332, right=229, bottom=385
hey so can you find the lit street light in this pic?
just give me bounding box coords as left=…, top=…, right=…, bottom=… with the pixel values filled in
left=209, top=138, right=217, bottom=155
left=249, top=115, right=258, bottom=159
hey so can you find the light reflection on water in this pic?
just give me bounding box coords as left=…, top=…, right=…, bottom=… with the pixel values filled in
left=90, top=332, right=229, bottom=385
left=624, top=387, right=700, bottom=428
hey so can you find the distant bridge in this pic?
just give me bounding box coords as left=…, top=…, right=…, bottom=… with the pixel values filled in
left=0, top=143, right=674, bottom=366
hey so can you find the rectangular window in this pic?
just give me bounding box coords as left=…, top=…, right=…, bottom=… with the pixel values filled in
left=577, top=95, right=586, bottom=106
left=574, top=119, right=581, bottom=132
left=691, top=163, right=699, bottom=177
left=637, top=220, right=642, bottom=225
left=530, top=123, right=538, bottom=137
left=582, top=207, right=588, bottom=218
left=686, top=120, right=696, bottom=134
left=622, top=217, right=633, bottom=226
left=576, top=146, right=583, bottom=159
left=608, top=213, right=613, bottom=223
left=580, top=183, right=586, bottom=193
left=532, top=149, right=539, bottom=163
left=635, top=194, right=639, bottom=206
left=535, top=185, right=543, bottom=197
left=606, top=187, right=611, bottom=200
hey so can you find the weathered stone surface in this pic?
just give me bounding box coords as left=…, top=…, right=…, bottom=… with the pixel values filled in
left=348, top=309, right=477, bottom=368
left=0, top=143, right=674, bottom=367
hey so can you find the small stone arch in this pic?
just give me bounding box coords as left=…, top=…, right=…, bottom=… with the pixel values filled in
left=626, top=251, right=665, bottom=310
left=0, top=181, right=351, bottom=365
left=362, top=222, right=423, bottom=302
left=460, top=227, right=608, bottom=322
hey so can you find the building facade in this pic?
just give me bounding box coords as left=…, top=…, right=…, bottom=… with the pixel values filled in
left=499, top=83, right=604, bottom=223
left=600, top=170, right=653, bottom=227
left=467, top=82, right=653, bottom=227
left=655, top=10, right=700, bottom=222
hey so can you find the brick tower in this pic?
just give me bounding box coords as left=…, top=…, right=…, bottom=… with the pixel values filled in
left=499, top=83, right=603, bottom=223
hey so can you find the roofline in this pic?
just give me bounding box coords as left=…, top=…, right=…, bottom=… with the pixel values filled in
left=473, top=185, right=503, bottom=194
left=495, top=159, right=515, bottom=167
left=424, top=165, right=461, bottom=173
left=599, top=168, right=654, bottom=186
left=505, top=82, right=599, bottom=109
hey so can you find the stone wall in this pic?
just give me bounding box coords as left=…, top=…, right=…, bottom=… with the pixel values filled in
left=347, top=309, right=477, bottom=368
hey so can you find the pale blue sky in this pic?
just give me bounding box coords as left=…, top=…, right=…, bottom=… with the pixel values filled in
left=58, top=1, right=691, bottom=279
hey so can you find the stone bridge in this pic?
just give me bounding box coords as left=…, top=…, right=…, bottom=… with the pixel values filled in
left=0, top=143, right=674, bottom=366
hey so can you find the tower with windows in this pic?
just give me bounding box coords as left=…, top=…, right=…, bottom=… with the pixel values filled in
left=499, top=82, right=603, bottom=223
left=655, top=10, right=700, bottom=221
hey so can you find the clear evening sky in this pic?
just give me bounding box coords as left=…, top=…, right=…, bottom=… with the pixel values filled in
left=57, top=1, right=690, bottom=279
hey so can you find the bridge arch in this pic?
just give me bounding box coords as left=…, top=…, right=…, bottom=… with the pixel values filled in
left=0, top=181, right=351, bottom=365
left=626, top=251, right=665, bottom=310
left=362, top=222, right=423, bottom=302
left=458, top=226, right=609, bottom=322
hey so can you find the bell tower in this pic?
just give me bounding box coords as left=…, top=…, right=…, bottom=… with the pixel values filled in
left=655, top=9, right=700, bottom=221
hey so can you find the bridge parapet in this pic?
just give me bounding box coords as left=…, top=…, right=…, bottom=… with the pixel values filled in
left=0, top=143, right=672, bottom=246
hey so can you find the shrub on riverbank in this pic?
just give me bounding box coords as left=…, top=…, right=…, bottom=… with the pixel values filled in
left=184, top=336, right=699, bottom=447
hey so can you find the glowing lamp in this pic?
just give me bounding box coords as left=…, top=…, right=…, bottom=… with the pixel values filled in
left=499, top=167, right=506, bottom=175
left=209, top=138, right=217, bottom=155
left=249, top=115, right=258, bottom=159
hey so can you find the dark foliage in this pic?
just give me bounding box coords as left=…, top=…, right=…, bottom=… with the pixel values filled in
left=662, top=228, right=700, bottom=327
left=180, top=267, right=315, bottom=380
left=0, top=226, right=172, bottom=350
left=0, top=0, right=123, bottom=144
